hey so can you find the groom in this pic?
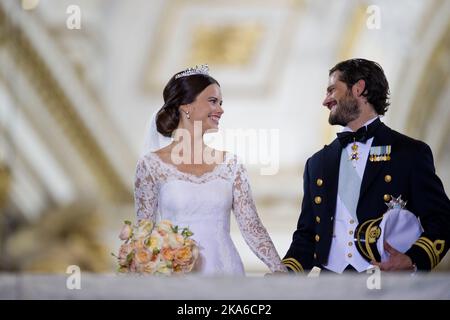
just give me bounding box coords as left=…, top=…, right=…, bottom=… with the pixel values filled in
left=283, top=58, right=450, bottom=273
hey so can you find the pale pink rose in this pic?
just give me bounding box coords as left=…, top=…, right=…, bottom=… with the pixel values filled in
left=174, top=246, right=193, bottom=266
left=142, top=260, right=158, bottom=273
left=135, top=248, right=152, bottom=265
left=129, top=260, right=138, bottom=272
left=161, top=247, right=175, bottom=261
left=119, top=223, right=133, bottom=240
left=177, top=244, right=199, bottom=273
left=185, top=245, right=199, bottom=272
left=118, top=243, right=132, bottom=266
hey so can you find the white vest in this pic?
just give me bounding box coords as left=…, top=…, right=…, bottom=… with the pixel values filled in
left=323, top=118, right=379, bottom=273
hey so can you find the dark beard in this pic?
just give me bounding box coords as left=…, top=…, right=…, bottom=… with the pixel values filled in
left=328, top=90, right=360, bottom=126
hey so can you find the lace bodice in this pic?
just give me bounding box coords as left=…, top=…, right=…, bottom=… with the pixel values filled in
left=134, top=151, right=286, bottom=273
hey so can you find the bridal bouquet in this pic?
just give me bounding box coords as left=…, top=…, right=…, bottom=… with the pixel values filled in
left=114, top=219, right=199, bottom=275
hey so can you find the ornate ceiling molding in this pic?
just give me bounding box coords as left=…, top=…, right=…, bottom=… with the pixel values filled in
left=0, top=4, right=131, bottom=203
left=336, top=3, right=367, bottom=61
left=405, top=20, right=450, bottom=153
left=407, top=22, right=450, bottom=158
left=142, top=0, right=304, bottom=97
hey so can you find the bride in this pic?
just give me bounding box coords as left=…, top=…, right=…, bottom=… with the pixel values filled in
left=134, top=65, right=286, bottom=275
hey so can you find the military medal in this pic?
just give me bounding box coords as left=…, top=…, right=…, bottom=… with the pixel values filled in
left=386, top=195, right=407, bottom=209
left=369, top=145, right=392, bottom=162
left=349, top=139, right=359, bottom=167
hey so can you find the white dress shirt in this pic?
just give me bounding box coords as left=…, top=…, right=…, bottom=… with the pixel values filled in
left=323, top=117, right=379, bottom=273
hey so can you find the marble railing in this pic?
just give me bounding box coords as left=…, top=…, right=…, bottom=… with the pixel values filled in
left=1, top=272, right=449, bottom=299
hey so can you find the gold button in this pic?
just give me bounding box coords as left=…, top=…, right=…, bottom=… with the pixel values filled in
left=384, top=175, right=392, bottom=183
left=349, top=230, right=354, bottom=235
left=348, top=253, right=353, bottom=258
left=313, top=253, right=317, bottom=259
left=349, top=219, right=355, bottom=224
left=384, top=194, right=391, bottom=202
left=315, top=216, right=321, bottom=223
left=314, top=196, right=322, bottom=205
left=316, top=178, right=323, bottom=187
left=348, top=242, right=353, bottom=246
left=330, top=216, right=334, bottom=221
left=315, top=234, right=320, bottom=242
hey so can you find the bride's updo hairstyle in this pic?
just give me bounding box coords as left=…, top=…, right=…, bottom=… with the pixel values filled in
left=156, top=71, right=220, bottom=137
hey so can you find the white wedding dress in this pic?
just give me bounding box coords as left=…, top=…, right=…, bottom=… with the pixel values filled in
left=134, top=151, right=286, bottom=275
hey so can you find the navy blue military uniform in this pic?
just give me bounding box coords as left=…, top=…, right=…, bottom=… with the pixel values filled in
left=283, top=120, right=450, bottom=272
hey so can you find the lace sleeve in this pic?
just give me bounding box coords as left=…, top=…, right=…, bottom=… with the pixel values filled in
left=134, top=156, right=158, bottom=222
left=232, top=161, right=287, bottom=272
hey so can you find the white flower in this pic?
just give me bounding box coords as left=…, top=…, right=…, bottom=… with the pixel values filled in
left=135, top=219, right=153, bottom=238
left=157, top=220, right=174, bottom=234
left=148, top=230, right=164, bottom=251
left=168, top=233, right=184, bottom=249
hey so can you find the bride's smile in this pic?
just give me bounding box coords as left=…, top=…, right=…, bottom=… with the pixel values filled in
left=208, top=113, right=221, bottom=126
left=180, top=83, right=224, bottom=133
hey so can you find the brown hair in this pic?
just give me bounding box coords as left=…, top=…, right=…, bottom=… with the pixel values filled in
left=156, top=73, right=220, bottom=137
left=329, top=58, right=390, bottom=115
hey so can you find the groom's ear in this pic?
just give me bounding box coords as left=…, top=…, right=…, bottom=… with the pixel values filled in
left=352, top=79, right=366, bottom=97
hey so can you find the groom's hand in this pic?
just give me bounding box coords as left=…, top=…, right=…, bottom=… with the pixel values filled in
left=371, top=242, right=414, bottom=271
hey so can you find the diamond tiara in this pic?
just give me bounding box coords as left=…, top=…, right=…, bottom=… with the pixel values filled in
left=174, top=64, right=209, bottom=79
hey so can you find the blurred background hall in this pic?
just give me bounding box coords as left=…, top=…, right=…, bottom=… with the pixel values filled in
left=0, top=0, right=449, bottom=275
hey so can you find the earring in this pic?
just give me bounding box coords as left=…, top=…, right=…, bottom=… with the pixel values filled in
left=185, top=111, right=190, bottom=119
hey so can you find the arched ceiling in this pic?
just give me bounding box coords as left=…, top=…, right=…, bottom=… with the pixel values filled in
left=1, top=0, right=449, bottom=221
